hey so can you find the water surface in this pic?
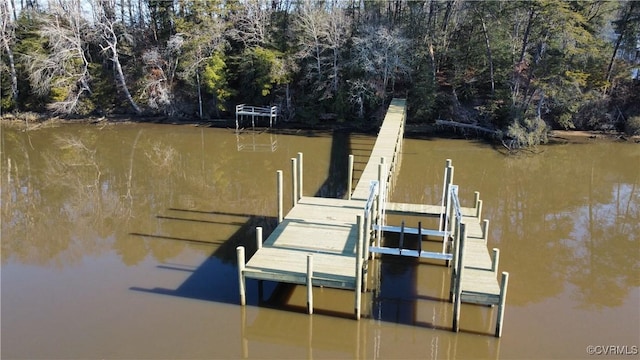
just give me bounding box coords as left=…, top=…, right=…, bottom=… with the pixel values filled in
left=1, top=123, right=638, bottom=359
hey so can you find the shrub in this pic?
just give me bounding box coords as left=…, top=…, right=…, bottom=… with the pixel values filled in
left=625, top=116, right=640, bottom=136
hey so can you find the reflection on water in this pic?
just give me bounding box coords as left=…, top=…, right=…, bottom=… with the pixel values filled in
left=1, top=123, right=638, bottom=359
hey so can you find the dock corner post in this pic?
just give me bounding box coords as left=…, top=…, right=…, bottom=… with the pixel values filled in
left=347, top=154, right=354, bottom=200
left=237, top=246, right=246, bottom=306
left=492, top=248, right=500, bottom=273
left=449, top=216, right=460, bottom=301
left=307, top=254, right=314, bottom=315
left=256, top=227, right=263, bottom=250
left=277, top=170, right=283, bottom=223
left=495, top=271, right=510, bottom=338
left=473, top=191, right=480, bottom=212
left=297, top=152, right=303, bottom=201
left=482, top=219, right=490, bottom=243
left=452, top=223, right=466, bottom=332
left=355, top=215, right=364, bottom=319
left=291, top=158, right=298, bottom=208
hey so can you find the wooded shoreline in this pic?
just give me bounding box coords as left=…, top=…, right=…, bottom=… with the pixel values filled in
left=3, top=113, right=638, bottom=146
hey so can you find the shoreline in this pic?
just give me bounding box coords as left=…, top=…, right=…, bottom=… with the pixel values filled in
left=2, top=115, right=638, bottom=144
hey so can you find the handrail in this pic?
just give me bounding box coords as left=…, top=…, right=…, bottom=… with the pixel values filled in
left=449, top=184, right=462, bottom=222
left=364, top=180, right=379, bottom=218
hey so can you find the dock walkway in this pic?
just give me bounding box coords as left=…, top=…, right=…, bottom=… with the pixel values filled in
left=237, top=99, right=407, bottom=319
left=235, top=98, right=509, bottom=337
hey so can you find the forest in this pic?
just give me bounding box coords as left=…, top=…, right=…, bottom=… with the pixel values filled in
left=1, top=0, right=639, bottom=145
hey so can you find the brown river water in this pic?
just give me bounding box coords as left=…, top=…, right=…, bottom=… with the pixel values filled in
left=1, top=123, right=638, bottom=359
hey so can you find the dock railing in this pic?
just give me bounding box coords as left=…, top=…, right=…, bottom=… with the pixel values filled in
left=235, top=104, right=278, bottom=130
left=447, top=184, right=510, bottom=338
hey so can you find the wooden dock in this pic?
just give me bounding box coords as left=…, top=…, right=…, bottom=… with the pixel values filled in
left=235, top=98, right=510, bottom=337
left=235, top=104, right=279, bottom=130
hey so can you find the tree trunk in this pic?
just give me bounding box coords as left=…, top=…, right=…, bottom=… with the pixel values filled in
left=1, top=37, right=18, bottom=109
left=112, top=50, right=142, bottom=114
left=605, top=2, right=637, bottom=93
left=477, top=9, right=495, bottom=96
left=196, top=68, right=203, bottom=119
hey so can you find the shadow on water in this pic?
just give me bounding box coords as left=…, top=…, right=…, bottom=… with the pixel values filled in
left=127, top=128, right=499, bottom=336
left=130, top=130, right=355, bottom=307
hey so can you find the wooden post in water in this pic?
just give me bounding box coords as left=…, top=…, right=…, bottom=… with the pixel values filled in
left=452, top=223, right=466, bottom=332
left=495, top=272, right=510, bottom=337
left=482, top=219, right=490, bottom=242
left=277, top=170, right=283, bottom=223
left=449, top=217, right=460, bottom=301
left=440, top=159, right=453, bottom=231
left=491, top=248, right=500, bottom=273
left=256, top=227, right=263, bottom=250
left=473, top=191, right=480, bottom=215
left=307, top=254, right=313, bottom=315
left=237, top=246, right=246, bottom=306
left=291, top=158, right=298, bottom=208
left=446, top=165, right=455, bottom=233
left=355, top=214, right=364, bottom=319
left=377, top=159, right=386, bottom=241
left=399, top=220, right=405, bottom=255
left=417, top=221, right=422, bottom=255
left=347, top=154, right=354, bottom=200
left=297, top=152, right=303, bottom=201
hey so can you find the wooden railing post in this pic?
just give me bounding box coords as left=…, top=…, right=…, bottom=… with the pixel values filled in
left=277, top=170, right=283, bottom=223
left=347, top=154, right=354, bottom=200
left=440, top=159, right=453, bottom=231
left=452, top=223, right=466, bottom=332
left=355, top=215, right=364, bottom=319
left=291, top=158, right=298, bottom=208
left=297, top=152, right=303, bottom=201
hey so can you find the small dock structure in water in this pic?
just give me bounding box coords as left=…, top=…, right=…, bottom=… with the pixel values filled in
left=235, top=104, right=279, bottom=130
left=236, top=98, right=510, bottom=337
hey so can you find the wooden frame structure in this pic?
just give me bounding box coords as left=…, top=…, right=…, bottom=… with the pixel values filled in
left=234, top=98, right=510, bottom=337
left=235, top=104, right=278, bottom=130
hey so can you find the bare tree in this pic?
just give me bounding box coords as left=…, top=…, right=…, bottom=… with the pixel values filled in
left=293, top=2, right=350, bottom=99
left=324, top=6, right=350, bottom=95
left=24, top=1, right=92, bottom=114
left=228, top=0, right=272, bottom=48
left=1, top=0, right=19, bottom=112
left=351, top=24, right=410, bottom=96
left=92, top=0, right=142, bottom=114
left=294, top=1, right=326, bottom=88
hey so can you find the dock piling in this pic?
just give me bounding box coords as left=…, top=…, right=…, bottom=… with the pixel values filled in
left=291, top=158, right=298, bottom=207
left=417, top=221, right=422, bottom=254
left=482, top=219, right=490, bottom=242
left=348, top=155, right=354, bottom=200
left=355, top=215, right=364, bottom=319
left=277, top=170, right=283, bottom=223
left=297, top=152, right=303, bottom=201
left=452, top=223, right=466, bottom=332
left=256, top=227, right=263, bottom=250
left=496, top=272, right=510, bottom=337
left=399, top=220, right=405, bottom=255
left=307, top=254, right=313, bottom=315
left=237, top=246, right=246, bottom=306
left=473, top=192, right=480, bottom=214
left=492, top=248, right=500, bottom=273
